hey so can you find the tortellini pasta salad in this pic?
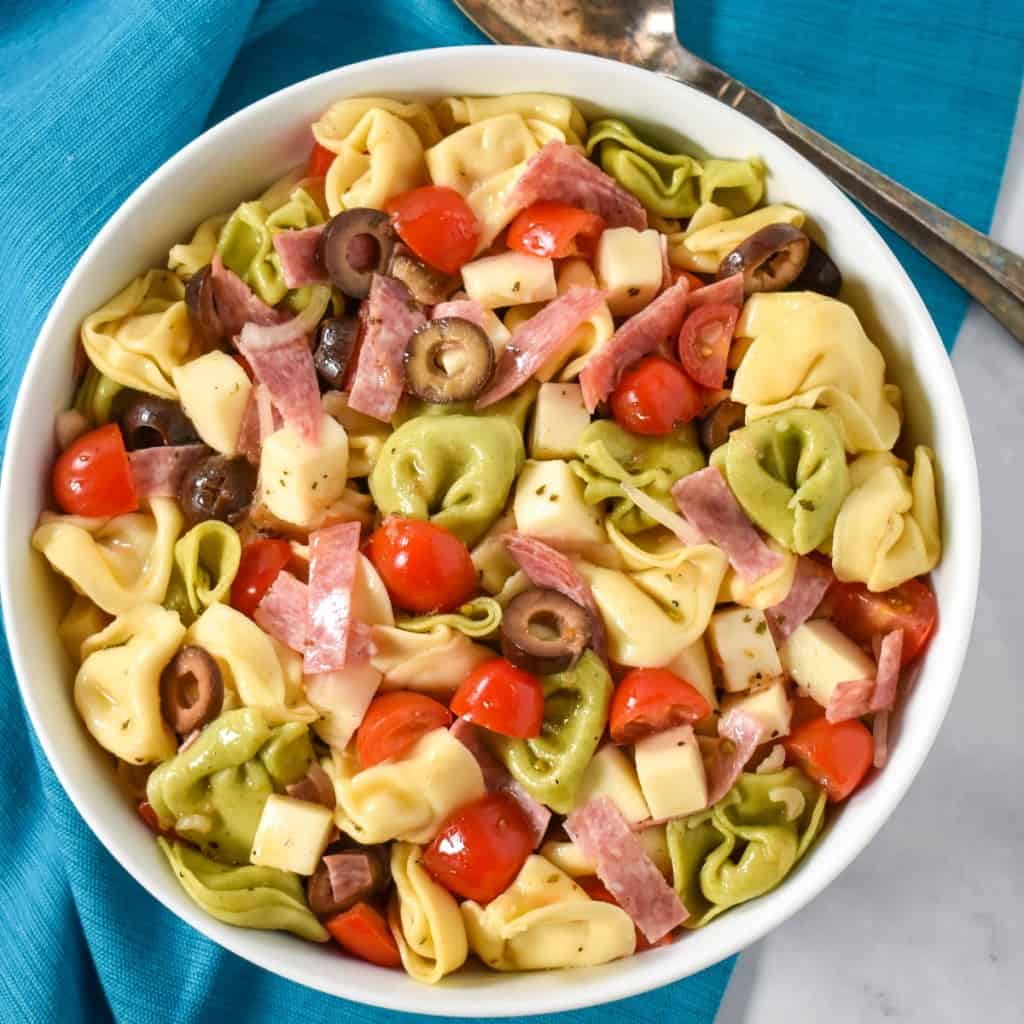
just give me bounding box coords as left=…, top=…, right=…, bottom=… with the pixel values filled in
left=33, top=90, right=942, bottom=984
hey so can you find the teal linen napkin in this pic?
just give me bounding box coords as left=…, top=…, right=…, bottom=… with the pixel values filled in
left=0, top=2, right=1020, bottom=1022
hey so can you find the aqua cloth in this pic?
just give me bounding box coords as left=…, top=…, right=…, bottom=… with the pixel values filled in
left=0, top=2, right=1021, bottom=1022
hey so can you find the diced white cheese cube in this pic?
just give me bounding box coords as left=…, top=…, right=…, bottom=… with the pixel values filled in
left=595, top=227, right=663, bottom=316
left=259, top=413, right=349, bottom=527
left=780, top=619, right=876, bottom=709
left=172, top=351, right=252, bottom=456
left=461, top=251, right=557, bottom=309
left=722, top=678, right=793, bottom=740
left=529, top=382, right=591, bottom=460
left=664, top=637, right=717, bottom=710
left=572, top=744, right=650, bottom=824
left=249, top=794, right=334, bottom=875
left=634, top=724, right=708, bottom=820
left=513, top=459, right=604, bottom=549
left=707, top=607, right=783, bottom=693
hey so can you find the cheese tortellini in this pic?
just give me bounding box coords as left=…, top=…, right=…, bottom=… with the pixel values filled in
left=173, top=521, right=241, bottom=616
left=388, top=843, right=468, bottom=984
left=74, top=603, right=183, bottom=764
left=668, top=204, right=804, bottom=275
left=168, top=212, right=229, bottom=279
left=33, top=497, right=183, bottom=616
left=435, top=93, right=586, bottom=145
left=330, top=728, right=486, bottom=845
left=830, top=447, right=941, bottom=591
left=718, top=539, right=797, bottom=610
left=372, top=624, right=493, bottom=697
left=462, top=855, right=635, bottom=971
left=313, top=96, right=442, bottom=151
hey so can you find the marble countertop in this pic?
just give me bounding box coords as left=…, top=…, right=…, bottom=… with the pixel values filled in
left=715, top=88, right=1024, bottom=1024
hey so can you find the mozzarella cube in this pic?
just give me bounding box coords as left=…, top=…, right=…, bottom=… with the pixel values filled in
left=249, top=794, right=333, bottom=875
left=780, top=620, right=876, bottom=709
left=172, top=351, right=252, bottom=456
left=595, top=227, right=663, bottom=316
left=461, top=251, right=557, bottom=309
left=513, top=459, right=604, bottom=549
left=707, top=607, right=783, bottom=693
left=259, top=413, right=349, bottom=527
left=634, top=725, right=708, bottom=820
left=529, top=382, right=591, bottom=460
left=664, top=637, right=717, bottom=710
left=573, top=744, right=650, bottom=824
left=722, top=678, right=793, bottom=740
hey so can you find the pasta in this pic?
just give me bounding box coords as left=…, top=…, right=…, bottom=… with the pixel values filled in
left=321, top=390, right=390, bottom=478
left=830, top=447, right=941, bottom=591
left=313, top=96, right=442, bottom=151
left=73, top=365, right=123, bottom=425
left=396, top=596, right=501, bottom=638
left=33, top=497, right=182, bottom=616
left=718, top=539, right=798, bottom=610
left=58, top=594, right=110, bottom=664
left=731, top=292, right=902, bottom=453
left=173, top=521, right=241, bottom=615
left=388, top=843, right=468, bottom=984
left=668, top=204, right=804, bottom=275
left=435, top=93, right=587, bottom=145
left=461, top=855, right=635, bottom=970
left=168, top=213, right=229, bottom=279
left=373, top=624, right=493, bottom=696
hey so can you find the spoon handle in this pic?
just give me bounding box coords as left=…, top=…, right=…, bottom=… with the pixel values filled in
left=672, top=62, right=1024, bottom=343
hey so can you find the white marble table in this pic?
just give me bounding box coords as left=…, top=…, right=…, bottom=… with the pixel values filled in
left=716, top=88, right=1024, bottom=1024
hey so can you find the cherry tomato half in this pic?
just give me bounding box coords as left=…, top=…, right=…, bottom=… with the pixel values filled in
left=385, top=185, right=480, bottom=274
left=368, top=517, right=477, bottom=614
left=52, top=423, right=137, bottom=517
left=577, top=877, right=673, bottom=951
left=609, top=668, right=711, bottom=744
left=422, top=793, right=534, bottom=904
left=356, top=692, right=452, bottom=769
left=325, top=902, right=401, bottom=968
left=507, top=202, right=605, bottom=259
left=231, top=539, right=293, bottom=618
left=610, top=355, right=704, bottom=436
left=784, top=716, right=874, bottom=802
left=829, top=579, right=938, bottom=666
left=677, top=303, right=739, bottom=389
left=451, top=658, right=545, bottom=738
left=306, top=140, right=336, bottom=178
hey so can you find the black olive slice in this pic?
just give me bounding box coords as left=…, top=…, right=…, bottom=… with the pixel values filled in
left=699, top=398, right=747, bottom=452
left=317, top=209, right=396, bottom=299
left=404, top=317, right=495, bottom=404
left=160, top=645, right=224, bottom=735
left=500, top=589, right=591, bottom=675
left=306, top=845, right=389, bottom=919
left=120, top=395, right=200, bottom=450
left=718, top=223, right=810, bottom=295
left=313, top=316, right=360, bottom=391
left=387, top=243, right=460, bottom=305
left=185, top=264, right=226, bottom=346
left=790, top=240, right=843, bottom=297
left=178, top=454, right=257, bottom=528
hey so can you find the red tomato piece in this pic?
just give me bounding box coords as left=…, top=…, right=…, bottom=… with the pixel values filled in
left=610, top=355, right=704, bottom=435
left=451, top=658, right=545, bottom=738
left=325, top=902, right=402, bottom=968
left=368, top=517, right=477, bottom=614
left=677, top=303, right=738, bottom=389
left=306, top=140, right=336, bottom=178
left=829, top=579, right=938, bottom=665
left=384, top=185, right=480, bottom=274
left=356, top=692, right=453, bottom=769
left=506, top=202, right=605, bottom=259
left=784, top=716, right=874, bottom=802
left=52, top=423, right=137, bottom=517
left=577, top=877, right=673, bottom=951
left=609, top=668, right=711, bottom=744
left=230, top=539, right=293, bottom=618
left=422, top=793, right=534, bottom=904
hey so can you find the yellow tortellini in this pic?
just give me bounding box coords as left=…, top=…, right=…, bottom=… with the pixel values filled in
left=732, top=293, right=903, bottom=453
left=388, top=843, right=468, bottom=984
left=58, top=595, right=110, bottom=664
left=33, top=497, right=183, bottom=616
left=74, top=603, right=183, bottom=764
left=719, top=539, right=797, bottom=609
left=435, top=93, right=587, bottom=145
left=330, top=728, right=486, bottom=845
left=461, top=855, right=635, bottom=971
left=322, top=390, right=390, bottom=477
left=372, top=624, right=493, bottom=697
left=173, top=521, right=241, bottom=615
left=830, top=447, right=941, bottom=591
left=159, top=838, right=327, bottom=942
left=81, top=271, right=199, bottom=398
left=168, top=213, right=229, bottom=279
left=313, top=96, right=442, bottom=150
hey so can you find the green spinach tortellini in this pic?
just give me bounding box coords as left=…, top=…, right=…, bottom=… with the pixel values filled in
left=492, top=651, right=612, bottom=814
left=173, top=521, right=242, bottom=615
left=146, top=708, right=313, bottom=864
left=73, top=365, right=123, bottom=425
left=586, top=118, right=765, bottom=218
left=397, top=596, right=502, bottom=638
left=712, top=409, right=849, bottom=554
left=369, top=413, right=525, bottom=546
left=668, top=766, right=826, bottom=927
left=572, top=420, right=705, bottom=534
left=158, top=838, right=327, bottom=942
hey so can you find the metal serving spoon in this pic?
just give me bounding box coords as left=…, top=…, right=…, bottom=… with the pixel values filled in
left=454, top=0, right=1024, bottom=344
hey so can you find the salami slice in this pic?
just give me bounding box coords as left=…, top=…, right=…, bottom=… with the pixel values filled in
left=128, top=444, right=208, bottom=498
left=273, top=226, right=327, bottom=289
left=766, top=556, right=834, bottom=646
left=254, top=570, right=308, bottom=654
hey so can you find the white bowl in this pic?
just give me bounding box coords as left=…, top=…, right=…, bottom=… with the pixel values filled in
left=0, top=46, right=980, bottom=1016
